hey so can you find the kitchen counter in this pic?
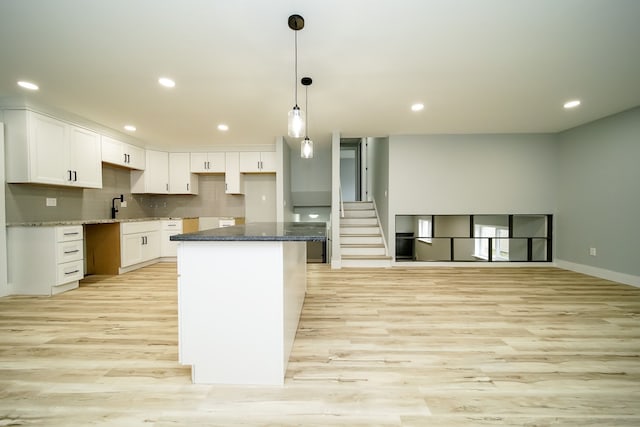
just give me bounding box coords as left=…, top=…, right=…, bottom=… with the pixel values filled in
left=7, top=217, right=198, bottom=227
left=170, top=221, right=326, bottom=242
left=174, top=222, right=326, bottom=385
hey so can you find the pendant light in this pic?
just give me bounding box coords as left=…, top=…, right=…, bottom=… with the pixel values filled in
left=287, top=14, right=305, bottom=138
left=300, top=77, right=313, bottom=159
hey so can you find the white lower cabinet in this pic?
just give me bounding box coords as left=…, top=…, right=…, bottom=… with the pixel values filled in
left=161, top=219, right=183, bottom=257
left=7, top=225, right=84, bottom=295
left=120, top=221, right=161, bottom=270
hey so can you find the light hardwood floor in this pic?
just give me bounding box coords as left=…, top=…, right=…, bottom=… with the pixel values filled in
left=1, top=263, right=639, bottom=426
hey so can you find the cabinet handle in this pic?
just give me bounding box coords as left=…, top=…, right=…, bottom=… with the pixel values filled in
left=64, top=232, right=80, bottom=236
left=64, top=269, right=80, bottom=275
left=68, top=170, right=72, bottom=181
left=124, top=153, right=128, bottom=164
left=73, top=171, right=78, bottom=182
left=187, top=183, right=189, bottom=191
left=206, top=161, right=210, bottom=169
left=64, top=249, right=80, bottom=254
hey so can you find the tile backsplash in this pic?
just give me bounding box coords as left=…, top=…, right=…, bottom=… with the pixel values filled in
left=5, top=164, right=249, bottom=223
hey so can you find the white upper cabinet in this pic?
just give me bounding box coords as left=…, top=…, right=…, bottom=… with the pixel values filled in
left=131, top=150, right=169, bottom=194
left=2, top=109, right=102, bottom=188
left=224, top=152, right=244, bottom=194
left=239, top=151, right=277, bottom=173
left=169, top=152, right=199, bottom=195
left=190, top=152, right=226, bottom=173
left=101, top=135, right=145, bottom=170
left=69, top=126, right=103, bottom=188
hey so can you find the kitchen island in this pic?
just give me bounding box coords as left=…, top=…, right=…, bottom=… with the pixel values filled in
left=170, top=222, right=326, bottom=385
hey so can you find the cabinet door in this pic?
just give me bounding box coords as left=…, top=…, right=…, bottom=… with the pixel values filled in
left=239, top=152, right=261, bottom=173
left=132, top=150, right=169, bottom=194
left=101, top=135, right=124, bottom=166
left=141, top=230, right=161, bottom=262
left=29, top=112, right=68, bottom=185
left=225, top=152, right=244, bottom=194
left=125, top=143, right=146, bottom=170
left=207, top=152, right=226, bottom=173
left=169, top=153, right=198, bottom=194
left=190, top=153, right=209, bottom=173
left=68, top=126, right=102, bottom=188
left=121, top=233, right=144, bottom=267
left=259, top=151, right=277, bottom=172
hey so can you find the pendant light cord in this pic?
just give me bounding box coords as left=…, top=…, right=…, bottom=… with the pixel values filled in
left=294, top=30, right=298, bottom=106
left=305, top=85, right=309, bottom=137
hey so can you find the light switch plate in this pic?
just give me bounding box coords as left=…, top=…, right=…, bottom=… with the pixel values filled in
left=46, top=197, right=57, bottom=207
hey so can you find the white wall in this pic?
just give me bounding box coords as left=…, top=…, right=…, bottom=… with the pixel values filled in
left=556, top=107, right=640, bottom=284
left=387, top=133, right=558, bottom=256
left=0, top=123, right=7, bottom=296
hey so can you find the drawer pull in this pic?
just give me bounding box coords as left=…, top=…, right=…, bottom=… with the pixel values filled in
left=64, top=249, right=80, bottom=254
left=64, top=269, right=80, bottom=275
left=63, top=232, right=80, bottom=236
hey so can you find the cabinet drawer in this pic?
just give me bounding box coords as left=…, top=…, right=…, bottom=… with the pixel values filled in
left=56, top=225, right=83, bottom=242
left=56, top=260, right=84, bottom=285
left=121, top=221, right=160, bottom=235
left=56, top=240, right=84, bottom=263
left=162, top=219, right=183, bottom=231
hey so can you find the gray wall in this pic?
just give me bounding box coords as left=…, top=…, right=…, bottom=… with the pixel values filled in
left=290, top=141, right=331, bottom=207
left=370, top=137, right=390, bottom=246
left=244, top=174, right=277, bottom=223
left=556, top=107, right=640, bottom=276
left=0, top=123, right=7, bottom=296
left=387, top=133, right=558, bottom=256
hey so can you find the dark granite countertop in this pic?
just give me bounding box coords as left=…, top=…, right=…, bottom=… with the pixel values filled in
left=170, top=222, right=327, bottom=242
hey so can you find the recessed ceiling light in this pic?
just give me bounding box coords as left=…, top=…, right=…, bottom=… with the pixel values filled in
left=217, top=124, right=229, bottom=131
left=17, top=80, right=39, bottom=91
left=158, top=77, right=175, bottom=88
left=563, top=99, right=581, bottom=109
left=411, top=103, right=425, bottom=112
left=124, top=125, right=137, bottom=132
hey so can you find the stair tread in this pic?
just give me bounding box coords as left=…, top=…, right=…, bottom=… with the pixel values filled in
left=341, top=243, right=385, bottom=248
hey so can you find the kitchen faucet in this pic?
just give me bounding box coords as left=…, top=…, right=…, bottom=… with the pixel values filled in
left=111, top=194, right=124, bottom=219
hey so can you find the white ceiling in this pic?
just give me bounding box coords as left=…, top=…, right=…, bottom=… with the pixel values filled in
left=1, top=0, right=639, bottom=151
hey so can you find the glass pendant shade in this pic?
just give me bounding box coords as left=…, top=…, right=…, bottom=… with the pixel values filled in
left=288, top=105, right=305, bottom=138
left=301, top=137, right=313, bottom=159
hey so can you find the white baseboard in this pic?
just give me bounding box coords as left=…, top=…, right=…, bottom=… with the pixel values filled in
left=555, top=259, right=640, bottom=288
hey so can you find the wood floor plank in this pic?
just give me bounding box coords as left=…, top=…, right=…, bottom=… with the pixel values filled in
left=1, top=263, right=639, bottom=426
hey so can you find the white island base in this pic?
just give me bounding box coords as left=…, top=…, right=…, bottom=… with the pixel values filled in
left=177, top=240, right=307, bottom=385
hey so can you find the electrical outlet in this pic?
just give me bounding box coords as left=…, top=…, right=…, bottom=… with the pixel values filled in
left=46, top=197, right=57, bottom=207
left=121, top=201, right=127, bottom=208
left=589, top=247, right=597, bottom=256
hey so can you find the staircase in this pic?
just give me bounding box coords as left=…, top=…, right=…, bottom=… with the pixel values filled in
left=340, top=201, right=392, bottom=268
